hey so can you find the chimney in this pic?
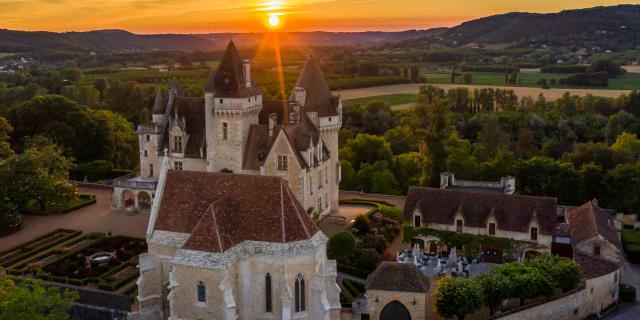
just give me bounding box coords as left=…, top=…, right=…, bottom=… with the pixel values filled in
left=269, top=113, right=277, bottom=137
left=243, top=59, right=251, bottom=88
left=288, top=103, right=300, bottom=124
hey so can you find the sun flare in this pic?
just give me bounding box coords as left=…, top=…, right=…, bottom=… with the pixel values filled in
left=268, top=15, right=281, bottom=28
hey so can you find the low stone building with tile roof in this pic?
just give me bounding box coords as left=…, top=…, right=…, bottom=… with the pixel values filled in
left=130, top=163, right=341, bottom=320
left=112, top=40, right=342, bottom=218
left=404, top=187, right=557, bottom=262
left=566, top=199, right=622, bottom=264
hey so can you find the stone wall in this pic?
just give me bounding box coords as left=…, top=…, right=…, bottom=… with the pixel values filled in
left=364, top=289, right=427, bottom=320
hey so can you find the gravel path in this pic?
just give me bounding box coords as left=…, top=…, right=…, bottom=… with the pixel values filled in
left=0, top=187, right=149, bottom=252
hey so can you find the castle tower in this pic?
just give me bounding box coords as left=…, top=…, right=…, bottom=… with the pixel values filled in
left=290, top=55, right=342, bottom=211
left=139, top=88, right=168, bottom=178
left=205, top=41, right=262, bottom=173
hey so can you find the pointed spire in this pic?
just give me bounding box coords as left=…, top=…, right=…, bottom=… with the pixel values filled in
left=290, top=55, right=338, bottom=116
left=152, top=88, right=165, bottom=114
left=211, top=40, right=260, bottom=98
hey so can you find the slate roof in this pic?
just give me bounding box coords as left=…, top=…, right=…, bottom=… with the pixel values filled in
left=567, top=200, right=621, bottom=249
left=366, top=262, right=429, bottom=293
left=574, top=252, right=619, bottom=279
left=208, top=41, right=261, bottom=98
left=162, top=97, right=206, bottom=158
left=154, top=170, right=319, bottom=253
left=152, top=89, right=166, bottom=115
left=292, top=55, right=339, bottom=117
left=404, top=187, right=558, bottom=235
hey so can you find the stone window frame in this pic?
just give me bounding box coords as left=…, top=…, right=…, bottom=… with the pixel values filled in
left=277, top=155, right=288, bottom=171
left=488, top=222, right=496, bottom=236
left=222, top=122, right=229, bottom=141
left=196, top=281, right=206, bottom=306
left=265, top=273, right=273, bottom=313
left=174, top=161, right=183, bottom=171
left=294, top=273, right=306, bottom=313
left=173, top=135, right=183, bottom=153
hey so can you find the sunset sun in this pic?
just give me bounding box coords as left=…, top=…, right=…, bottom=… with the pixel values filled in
left=268, top=15, right=281, bottom=28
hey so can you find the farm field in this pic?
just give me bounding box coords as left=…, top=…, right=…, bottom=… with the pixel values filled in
left=338, top=83, right=633, bottom=104
left=422, top=71, right=640, bottom=90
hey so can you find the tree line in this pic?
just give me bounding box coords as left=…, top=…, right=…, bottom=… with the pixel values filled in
left=339, top=86, right=640, bottom=213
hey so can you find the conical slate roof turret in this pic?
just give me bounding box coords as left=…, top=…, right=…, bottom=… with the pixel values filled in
left=211, top=40, right=260, bottom=98
left=152, top=89, right=165, bottom=114
left=291, top=55, right=338, bottom=116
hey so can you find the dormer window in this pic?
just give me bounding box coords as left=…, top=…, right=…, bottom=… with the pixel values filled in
left=257, top=152, right=266, bottom=164
left=456, top=219, right=463, bottom=233
left=277, top=155, right=288, bottom=171
left=530, top=227, right=538, bottom=241
left=219, top=98, right=223, bottom=104
left=594, top=245, right=601, bottom=256
left=488, top=223, right=496, bottom=235
left=173, top=135, right=183, bottom=153
left=414, top=215, right=421, bottom=228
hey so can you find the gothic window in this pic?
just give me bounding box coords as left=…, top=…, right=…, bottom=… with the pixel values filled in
left=294, top=274, right=305, bottom=313
left=222, top=122, right=228, bottom=140
left=277, top=155, right=288, bottom=171
left=265, top=273, right=272, bottom=313
left=197, top=281, right=206, bottom=303
left=489, top=223, right=496, bottom=235
left=174, top=161, right=183, bottom=171
left=530, top=227, right=538, bottom=241
left=456, top=219, right=463, bottom=233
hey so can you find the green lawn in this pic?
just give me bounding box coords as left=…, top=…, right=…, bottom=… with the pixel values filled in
left=25, top=195, right=96, bottom=215
left=343, top=93, right=417, bottom=108
left=422, top=72, right=640, bottom=90
left=0, top=52, right=17, bottom=58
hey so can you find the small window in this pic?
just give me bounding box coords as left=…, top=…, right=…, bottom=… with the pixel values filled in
left=594, top=245, right=601, bottom=256
left=489, top=223, right=496, bottom=235
left=219, top=99, right=223, bottom=104
left=614, top=272, right=618, bottom=284
left=149, top=164, right=154, bottom=177
left=197, top=281, right=206, bottom=303
left=248, top=98, right=251, bottom=102
left=318, top=171, right=323, bottom=188
left=146, top=135, right=150, bottom=142
left=222, top=122, right=228, bottom=141
left=414, top=215, right=421, bottom=228
left=173, top=136, right=183, bottom=153
left=144, top=150, right=148, bottom=157
left=309, top=176, right=314, bottom=195
left=174, top=161, right=183, bottom=171
left=277, top=155, right=288, bottom=171
left=295, top=274, right=305, bottom=313
left=531, top=227, right=538, bottom=241
left=265, top=273, right=272, bottom=313
left=456, top=219, right=463, bottom=233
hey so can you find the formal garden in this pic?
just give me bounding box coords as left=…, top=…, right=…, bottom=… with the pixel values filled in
left=328, top=200, right=404, bottom=307
left=0, top=228, right=146, bottom=295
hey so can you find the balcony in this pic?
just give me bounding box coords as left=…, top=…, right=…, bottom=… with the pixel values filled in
left=113, top=173, right=158, bottom=190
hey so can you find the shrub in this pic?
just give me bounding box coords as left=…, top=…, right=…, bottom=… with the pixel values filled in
left=378, top=205, right=402, bottom=222
left=327, top=232, right=356, bottom=262
left=541, top=65, right=588, bottom=74
left=619, top=283, right=636, bottom=302
left=525, top=253, right=581, bottom=292
left=434, top=277, right=484, bottom=320
left=353, top=216, right=372, bottom=235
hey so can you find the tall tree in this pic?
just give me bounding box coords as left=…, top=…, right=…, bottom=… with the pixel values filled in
left=414, top=95, right=450, bottom=187
left=474, top=116, right=510, bottom=161
left=0, top=277, right=78, bottom=320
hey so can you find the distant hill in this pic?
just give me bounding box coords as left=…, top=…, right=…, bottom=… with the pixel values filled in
left=442, top=5, right=640, bottom=48
left=0, top=29, right=445, bottom=53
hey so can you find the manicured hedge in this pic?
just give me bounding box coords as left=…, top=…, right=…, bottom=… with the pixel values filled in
left=343, top=279, right=365, bottom=298
left=619, top=283, right=636, bottom=302
left=24, top=195, right=97, bottom=216
left=0, top=229, right=82, bottom=267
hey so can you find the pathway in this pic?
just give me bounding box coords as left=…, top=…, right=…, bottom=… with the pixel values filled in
left=336, top=83, right=631, bottom=102
left=603, top=253, right=640, bottom=319
left=318, top=205, right=370, bottom=238
left=0, top=187, right=149, bottom=252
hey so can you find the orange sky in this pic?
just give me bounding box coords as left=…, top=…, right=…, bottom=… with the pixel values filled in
left=1, top=0, right=637, bottom=33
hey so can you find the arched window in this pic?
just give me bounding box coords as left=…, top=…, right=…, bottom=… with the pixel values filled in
left=294, top=274, right=305, bottom=313
left=265, top=273, right=273, bottom=313
left=197, top=281, right=206, bottom=303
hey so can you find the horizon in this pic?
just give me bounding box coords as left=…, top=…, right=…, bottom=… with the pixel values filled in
left=1, top=1, right=636, bottom=34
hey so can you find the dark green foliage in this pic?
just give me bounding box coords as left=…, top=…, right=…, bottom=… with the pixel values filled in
left=327, top=232, right=357, bottom=262
left=434, top=277, right=484, bottom=320
left=589, top=58, right=626, bottom=78
left=525, top=253, right=582, bottom=292
left=541, top=65, right=589, bottom=74
left=477, top=272, right=512, bottom=315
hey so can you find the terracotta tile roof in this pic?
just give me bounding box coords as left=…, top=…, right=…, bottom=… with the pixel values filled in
left=366, top=262, right=429, bottom=293
left=404, top=187, right=558, bottom=235
left=574, top=252, right=619, bottom=279
left=291, top=55, right=339, bottom=117
left=154, top=170, right=319, bottom=253
left=208, top=41, right=261, bottom=98
left=567, top=200, right=621, bottom=249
